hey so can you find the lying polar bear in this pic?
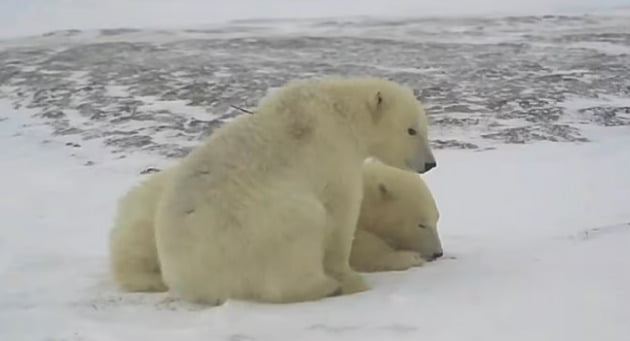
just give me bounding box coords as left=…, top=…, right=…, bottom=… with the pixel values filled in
left=351, top=158, right=442, bottom=272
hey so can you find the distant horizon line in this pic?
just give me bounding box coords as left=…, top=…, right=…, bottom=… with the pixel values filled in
left=1, top=4, right=628, bottom=40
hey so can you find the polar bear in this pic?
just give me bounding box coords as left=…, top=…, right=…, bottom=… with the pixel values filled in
left=154, top=77, right=435, bottom=304
left=116, top=76, right=436, bottom=304
left=350, top=158, right=442, bottom=273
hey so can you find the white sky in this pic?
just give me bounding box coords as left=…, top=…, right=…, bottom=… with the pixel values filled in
left=0, top=0, right=629, bottom=38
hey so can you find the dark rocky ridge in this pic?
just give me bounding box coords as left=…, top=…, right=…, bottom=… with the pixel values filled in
left=1, top=14, right=628, bottom=159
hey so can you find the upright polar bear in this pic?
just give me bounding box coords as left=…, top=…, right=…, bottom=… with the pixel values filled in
left=119, top=76, right=436, bottom=304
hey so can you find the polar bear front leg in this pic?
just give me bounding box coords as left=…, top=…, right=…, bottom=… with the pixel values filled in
left=350, top=229, right=425, bottom=272
left=323, top=192, right=369, bottom=295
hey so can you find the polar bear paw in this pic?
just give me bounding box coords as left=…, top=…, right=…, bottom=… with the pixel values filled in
left=338, top=271, right=370, bottom=295
left=376, top=250, right=426, bottom=272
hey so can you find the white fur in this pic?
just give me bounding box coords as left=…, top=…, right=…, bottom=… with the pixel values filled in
left=109, top=168, right=175, bottom=292
left=109, top=76, right=435, bottom=304
left=350, top=160, right=442, bottom=273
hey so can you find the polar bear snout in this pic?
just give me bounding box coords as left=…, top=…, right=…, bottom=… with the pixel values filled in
left=427, top=251, right=443, bottom=261
left=407, top=158, right=436, bottom=174
left=423, top=161, right=437, bottom=173
left=407, top=149, right=437, bottom=174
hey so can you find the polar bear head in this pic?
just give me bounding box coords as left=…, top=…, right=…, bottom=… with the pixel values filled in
left=252, top=76, right=436, bottom=173
left=342, top=77, right=437, bottom=174
left=359, top=159, right=443, bottom=261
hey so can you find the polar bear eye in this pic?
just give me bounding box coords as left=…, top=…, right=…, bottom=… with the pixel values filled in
left=418, top=224, right=427, bottom=229
left=408, top=128, right=417, bottom=136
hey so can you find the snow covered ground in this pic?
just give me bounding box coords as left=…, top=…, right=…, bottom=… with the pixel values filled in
left=2, top=98, right=629, bottom=341
left=1, top=4, right=630, bottom=341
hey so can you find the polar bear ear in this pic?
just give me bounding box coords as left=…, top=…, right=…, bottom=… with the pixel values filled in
left=378, top=183, right=395, bottom=201
left=369, top=91, right=385, bottom=122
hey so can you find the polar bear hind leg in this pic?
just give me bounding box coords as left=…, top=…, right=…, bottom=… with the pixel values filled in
left=158, top=191, right=341, bottom=304
left=109, top=217, right=167, bottom=292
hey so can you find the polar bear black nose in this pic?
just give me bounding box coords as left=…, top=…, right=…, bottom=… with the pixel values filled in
left=432, top=252, right=443, bottom=259
left=424, top=162, right=437, bottom=172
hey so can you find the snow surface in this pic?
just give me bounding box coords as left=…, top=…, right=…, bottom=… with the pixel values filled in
left=1, top=100, right=630, bottom=341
